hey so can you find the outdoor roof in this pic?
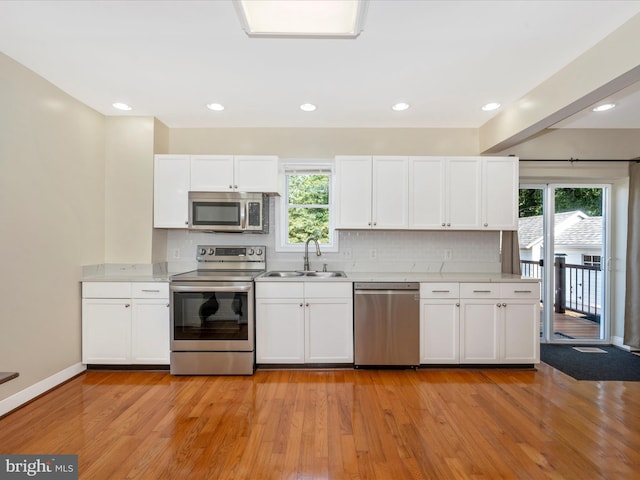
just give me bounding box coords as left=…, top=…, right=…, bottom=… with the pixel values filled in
left=518, top=211, right=602, bottom=249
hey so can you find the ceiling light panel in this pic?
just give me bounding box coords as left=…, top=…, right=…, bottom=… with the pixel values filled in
left=234, top=0, right=368, bottom=38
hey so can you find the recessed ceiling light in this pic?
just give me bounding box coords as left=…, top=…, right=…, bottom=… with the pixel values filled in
left=300, top=103, right=317, bottom=112
left=592, top=103, right=615, bottom=112
left=392, top=102, right=410, bottom=111
left=481, top=102, right=501, bottom=111
left=112, top=102, right=132, bottom=111
left=233, top=0, right=369, bottom=38
left=206, top=103, right=225, bottom=111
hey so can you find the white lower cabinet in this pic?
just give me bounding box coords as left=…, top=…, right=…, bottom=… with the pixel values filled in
left=82, top=282, right=170, bottom=365
left=256, top=282, right=353, bottom=364
left=421, top=281, right=539, bottom=365
left=420, top=283, right=460, bottom=363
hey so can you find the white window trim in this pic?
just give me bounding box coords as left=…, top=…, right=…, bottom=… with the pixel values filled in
left=275, top=161, right=339, bottom=253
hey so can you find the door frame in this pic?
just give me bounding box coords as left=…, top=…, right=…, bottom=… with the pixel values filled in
left=520, top=183, right=612, bottom=344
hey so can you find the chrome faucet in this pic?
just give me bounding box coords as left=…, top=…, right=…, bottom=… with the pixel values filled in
left=303, top=237, right=322, bottom=271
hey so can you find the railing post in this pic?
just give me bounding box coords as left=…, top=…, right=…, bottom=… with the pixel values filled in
left=555, top=255, right=566, bottom=313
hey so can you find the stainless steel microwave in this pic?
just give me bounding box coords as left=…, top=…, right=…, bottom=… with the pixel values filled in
left=188, top=192, right=268, bottom=233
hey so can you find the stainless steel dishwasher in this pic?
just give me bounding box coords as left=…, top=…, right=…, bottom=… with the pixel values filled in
left=354, top=282, right=420, bottom=367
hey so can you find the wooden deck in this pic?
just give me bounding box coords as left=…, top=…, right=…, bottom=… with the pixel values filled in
left=552, top=311, right=601, bottom=340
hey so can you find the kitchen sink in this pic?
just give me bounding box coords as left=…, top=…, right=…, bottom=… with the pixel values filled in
left=263, top=271, right=347, bottom=278
left=302, top=271, right=347, bottom=278
left=263, top=271, right=305, bottom=278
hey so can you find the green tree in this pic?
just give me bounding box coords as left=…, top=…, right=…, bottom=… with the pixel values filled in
left=287, top=174, right=330, bottom=244
left=519, top=187, right=602, bottom=218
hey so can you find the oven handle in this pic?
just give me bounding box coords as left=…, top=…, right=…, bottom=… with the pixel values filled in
left=171, top=285, right=253, bottom=293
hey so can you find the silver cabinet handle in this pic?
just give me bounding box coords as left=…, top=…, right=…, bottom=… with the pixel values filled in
left=502, top=303, right=507, bottom=307
left=142, top=289, right=160, bottom=293
left=432, top=290, right=450, bottom=293
left=474, top=290, right=492, bottom=293
left=514, top=290, right=533, bottom=293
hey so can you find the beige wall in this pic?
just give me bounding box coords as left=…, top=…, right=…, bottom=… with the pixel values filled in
left=104, top=116, right=156, bottom=263
left=169, top=127, right=479, bottom=157
left=0, top=53, right=105, bottom=401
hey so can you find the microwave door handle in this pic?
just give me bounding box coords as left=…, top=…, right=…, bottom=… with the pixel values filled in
left=240, top=203, right=247, bottom=229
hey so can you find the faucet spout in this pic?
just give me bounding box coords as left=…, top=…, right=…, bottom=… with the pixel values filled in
left=303, top=237, right=322, bottom=271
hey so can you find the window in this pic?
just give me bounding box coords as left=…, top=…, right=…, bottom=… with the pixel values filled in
left=583, top=254, right=601, bottom=268
left=278, top=163, right=336, bottom=251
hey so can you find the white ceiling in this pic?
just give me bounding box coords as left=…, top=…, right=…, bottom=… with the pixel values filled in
left=1, top=0, right=639, bottom=130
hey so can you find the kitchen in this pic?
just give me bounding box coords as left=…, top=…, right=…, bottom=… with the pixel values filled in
left=1, top=1, right=640, bottom=478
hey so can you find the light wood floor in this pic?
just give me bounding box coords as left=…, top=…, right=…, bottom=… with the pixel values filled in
left=2, top=365, right=639, bottom=479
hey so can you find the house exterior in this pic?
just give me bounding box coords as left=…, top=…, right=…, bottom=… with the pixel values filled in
left=519, top=211, right=603, bottom=266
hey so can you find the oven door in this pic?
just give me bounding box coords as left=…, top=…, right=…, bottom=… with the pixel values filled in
left=171, top=282, right=254, bottom=352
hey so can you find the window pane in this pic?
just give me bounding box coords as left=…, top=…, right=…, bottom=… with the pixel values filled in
left=288, top=175, right=329, bottom=205
left=288, top=207, right=329, bottom=244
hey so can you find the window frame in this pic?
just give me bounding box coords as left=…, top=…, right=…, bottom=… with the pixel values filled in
left=275, top=161, right=338, bottom=253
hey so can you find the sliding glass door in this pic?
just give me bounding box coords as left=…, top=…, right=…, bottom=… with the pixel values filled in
left=519, top=184, right=610, bottom=343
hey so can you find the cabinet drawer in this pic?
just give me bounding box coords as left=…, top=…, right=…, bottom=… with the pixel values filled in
left=304, top=282, right=352, bottom=298
left=500, top=282, right=540, bottom=300
left=459, top=283, right=500, bottom=298
left=256, top=282, right=304, bottom=298
left=82, top=282, right=131, bottom=299
left=132, top=282, right=169, bottom=299
left=420, top=283, right=459, bottom=299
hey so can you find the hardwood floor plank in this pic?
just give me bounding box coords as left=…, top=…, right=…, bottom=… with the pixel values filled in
left=2, top=365, right=640, bottom=479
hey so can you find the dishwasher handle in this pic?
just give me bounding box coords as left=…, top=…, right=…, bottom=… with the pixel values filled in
left=354, top=282, right=419, bottom=291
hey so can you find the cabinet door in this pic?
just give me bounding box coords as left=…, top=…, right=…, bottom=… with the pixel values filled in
left=335, top=156, right=372, bottom=228
left=459, top=299, right=500, bottom=363
left=372, top=156, right=408, bottom=228
left=190, top=155, right=235, bottom=192
left=256, top=299, right=305, bottom=363
left=502, top=300, right=540, bottom=363
left=421, top=300, right=459, bottom=363
left=409, top=157, right=445, bottom=229
left=131, top=299, right=170, bottom=364
left=305, top=298, right=353, bottom=363
left=234, top=155, right=279, bottom=193
left=153, top=155, right=190, bottom=228
left=82, top=299, right=131, bottom=364
left=482, top=157, right=518, bottom=230
left=446, top=157, right=482, bottom=229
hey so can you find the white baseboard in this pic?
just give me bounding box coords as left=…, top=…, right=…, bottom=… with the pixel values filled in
left=611, top=336, right=640, bottom=352
left=0, top=363, right=86, bottom=417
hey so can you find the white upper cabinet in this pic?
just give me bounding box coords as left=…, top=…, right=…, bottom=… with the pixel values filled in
left=481, top=156, right=519, bottom=230
left=409, top=156, right=518, bottom=231
left=409, top=157, right=445, bottom=229
left=190, top=155, right=278, bottom=193
left=154, top=155, right=190, bottom=228
left=234, top=155, right=279, bottom=193
left=335, top=155, right=408, bottom=229
left=190, top=155, right=235, bottom=191
left=409, top=157, right=481, bottom=230
left=154, top=154, right=279, bottom=228
left=445, top=157, right=483, bottom=229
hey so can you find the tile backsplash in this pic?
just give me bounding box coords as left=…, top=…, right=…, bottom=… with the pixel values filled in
left=166, top=228, right=501, bottom=274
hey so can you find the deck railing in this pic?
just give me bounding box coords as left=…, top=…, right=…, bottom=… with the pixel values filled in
left=520, top=258, right=601, bottom=321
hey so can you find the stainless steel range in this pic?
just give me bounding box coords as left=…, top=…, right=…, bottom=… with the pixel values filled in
left=170, top=245, right=266, bottom=375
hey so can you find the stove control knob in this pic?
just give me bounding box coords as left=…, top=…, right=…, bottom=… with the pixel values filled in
left=256, top=248, right=263, bottom=255
left=208, top=248, right=215, bottom=255
left=199, top=248, right=206, bottom=255
left=247, top=248, right=255, bottom=256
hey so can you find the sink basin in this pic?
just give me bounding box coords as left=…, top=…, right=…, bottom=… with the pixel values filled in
left=302, top=271, right=347, bottom=278
left=263, top=270, right=347, bottom=278
left=263, top=271, right=305, bottom=278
